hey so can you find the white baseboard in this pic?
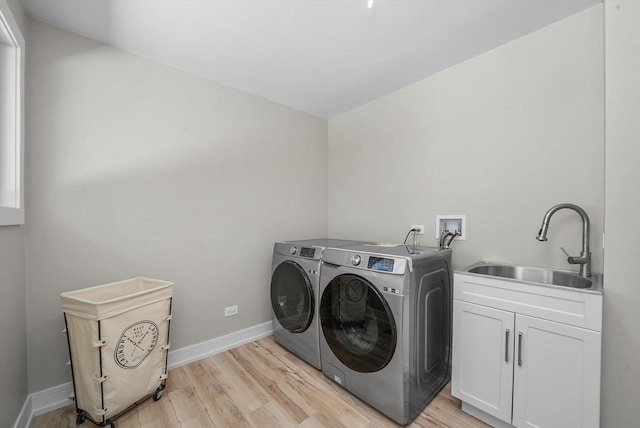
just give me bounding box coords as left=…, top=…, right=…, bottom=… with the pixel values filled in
left=13, top=321, right=273, bottom=428
left=12, top=397, right=32, bottom=428
left=167, top=321, right=272, bottom=370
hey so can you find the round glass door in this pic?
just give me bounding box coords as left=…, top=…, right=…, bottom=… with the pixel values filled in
left=271, top=261, right=314, bottom=333
left=320, top=274, right=397, bottom=373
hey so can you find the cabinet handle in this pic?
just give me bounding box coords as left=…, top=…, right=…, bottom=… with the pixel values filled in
left=518, top=332, right=523, bottom=366
left=505, top=329, right=510, bottom=362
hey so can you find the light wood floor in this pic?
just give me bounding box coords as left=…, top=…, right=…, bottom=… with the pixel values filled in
left=31, top=336, right=488, bottom=427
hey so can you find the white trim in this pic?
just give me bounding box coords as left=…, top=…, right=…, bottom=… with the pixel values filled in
left=11, top=396, right=31, bottom=428
left=12, top=322, right=274, bottom=428
left=0, top=0, right=25, bottom=226
left=167, top=320, right=273, bottom=370
left=32, top=382, right=74, bottom=416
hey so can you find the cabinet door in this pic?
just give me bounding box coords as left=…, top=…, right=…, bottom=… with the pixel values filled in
left=513, top=314, right=601, bottom=428
left=452, top=300, right=515, bottom=423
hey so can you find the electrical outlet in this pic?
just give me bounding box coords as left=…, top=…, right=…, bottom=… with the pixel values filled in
left=224, top=305, right=238, bottom=317
left=411, top=224, right=425, bottom=234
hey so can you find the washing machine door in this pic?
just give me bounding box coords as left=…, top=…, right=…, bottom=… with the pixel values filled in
left=271, top=261, right=314, bottom=333
left=320, top=274, right=397, bottom=373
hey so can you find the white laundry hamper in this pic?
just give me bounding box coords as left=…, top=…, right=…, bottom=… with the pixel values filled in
left=61, top=277, right=173, bottom=428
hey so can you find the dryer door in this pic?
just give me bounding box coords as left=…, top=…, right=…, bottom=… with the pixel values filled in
left=271, top=261, right=314, bottom=333
left=320, top=274, right=397, bottom=373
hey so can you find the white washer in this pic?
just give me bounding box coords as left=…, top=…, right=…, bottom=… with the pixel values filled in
left=270, top=239, right=364, bottom=369
left=318, top=244, right=453, bottom=424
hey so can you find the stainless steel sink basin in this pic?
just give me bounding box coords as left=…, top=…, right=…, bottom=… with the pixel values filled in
left=460, top=262, right=603, bottom=292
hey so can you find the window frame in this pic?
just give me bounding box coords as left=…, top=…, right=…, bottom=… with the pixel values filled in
left=0, top=0, right=24, bottom=226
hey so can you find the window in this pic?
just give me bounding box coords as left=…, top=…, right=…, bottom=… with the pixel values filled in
left=0, top=1, right=24, bottom=225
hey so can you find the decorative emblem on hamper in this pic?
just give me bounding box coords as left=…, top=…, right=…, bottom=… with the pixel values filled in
left=114, top=320, right=159, bottom=369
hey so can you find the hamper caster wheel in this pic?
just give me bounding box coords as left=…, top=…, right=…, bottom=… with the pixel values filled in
left=75, top=414, right=85, bottom=425
left=153, top=387, right=165, bottom=401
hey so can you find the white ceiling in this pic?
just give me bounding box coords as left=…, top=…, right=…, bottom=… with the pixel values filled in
left=20, top=0, right=600, bottom=118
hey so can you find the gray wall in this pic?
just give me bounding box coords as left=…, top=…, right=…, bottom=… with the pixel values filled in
left=16, top=4, right=640, bottom=428
left=328, top=6, right=604, bottom=274
left=327, top=4, right=640, bottom=426
left=25, top=20, right=328, bottom=392
left=1, top=1, right=27, bottom=426
left=602, top=1, right=640, bottom=425
left=0, top=226, right=27, bottom=427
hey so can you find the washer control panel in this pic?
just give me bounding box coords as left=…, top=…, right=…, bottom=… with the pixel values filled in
left=367, top=256, right=394, bottom=272
left=274, top=242, right=323, bottom=260
left=324, top=251, right=407, bottom=275
left=289, top=246, right=318, bottom=259
left=300, top=247, right=316, bottom=258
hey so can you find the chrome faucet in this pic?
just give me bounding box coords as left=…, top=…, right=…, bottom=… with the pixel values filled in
left=536, top=203, right=591, bottom=277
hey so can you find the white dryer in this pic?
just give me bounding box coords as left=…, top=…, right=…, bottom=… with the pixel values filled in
left=318, top=244, right=452, bottom=424
left=270, top=239, right=364, bottom=369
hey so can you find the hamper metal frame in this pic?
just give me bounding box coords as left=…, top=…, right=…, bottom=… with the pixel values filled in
left=62, top=279, right=173, bottom=428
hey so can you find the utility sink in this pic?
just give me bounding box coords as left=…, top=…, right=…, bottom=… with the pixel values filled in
left=460, top=261, right=603, bottom=293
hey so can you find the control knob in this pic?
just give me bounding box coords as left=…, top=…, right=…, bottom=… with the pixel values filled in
left=289, top=246, right=297, bottom=255
left=351, top=255, right=361, bottom=266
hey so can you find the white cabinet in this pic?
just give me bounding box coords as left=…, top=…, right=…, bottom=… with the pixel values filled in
left=452, top=273, right=602, bottom=428
left=512, top=314, right=601, bottom=428
left=452, top=301, right=514, bottom=422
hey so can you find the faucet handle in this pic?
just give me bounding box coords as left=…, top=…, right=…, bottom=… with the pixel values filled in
left=561, top=247, right=587, bottom=265
left=560, top=247, right=572, bottom=258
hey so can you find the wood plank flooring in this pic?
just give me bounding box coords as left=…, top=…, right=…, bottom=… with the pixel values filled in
left=31, top=336, right=488, bottom=428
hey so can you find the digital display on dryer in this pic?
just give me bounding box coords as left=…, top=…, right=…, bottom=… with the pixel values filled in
left=300, top=247, right=316, bottom=258
left=368, top=257, right=394, bottom=272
